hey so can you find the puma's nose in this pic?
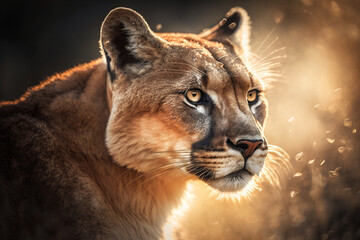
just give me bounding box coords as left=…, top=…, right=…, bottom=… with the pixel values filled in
left=227, top=139, right=263, bottom=159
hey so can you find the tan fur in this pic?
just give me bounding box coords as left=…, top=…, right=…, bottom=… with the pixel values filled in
left=0, top=7, right=273, bottom=239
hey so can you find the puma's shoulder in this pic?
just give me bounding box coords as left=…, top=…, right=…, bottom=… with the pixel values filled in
left=0, top=58, right=108, bottom=178
left=0, top=59, right=115, bottom=238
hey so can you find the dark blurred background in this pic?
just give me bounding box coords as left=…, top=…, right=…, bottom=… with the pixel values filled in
left=1, top=0, right=360, bottom=239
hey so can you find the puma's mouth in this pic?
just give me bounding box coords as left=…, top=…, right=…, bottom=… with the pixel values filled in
left=210, top=167, right=254, bottom=182
left=188, top=148, right=267, bottom=192
left=225, top=168, right=254, bottom=178
left=204, top=167, right=255, bottom=192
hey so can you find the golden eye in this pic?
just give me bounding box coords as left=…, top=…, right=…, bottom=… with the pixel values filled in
left=247, top=90, right=258, bottom=103
left=186, top=89, right=202, bottom=103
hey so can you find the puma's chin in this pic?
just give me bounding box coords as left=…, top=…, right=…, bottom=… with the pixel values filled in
left=206, top=168, right=255, bottom=192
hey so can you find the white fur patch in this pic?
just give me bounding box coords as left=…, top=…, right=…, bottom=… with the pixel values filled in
left=196, top=105, right=206, bottom=114
left=207, top=90, right=220, bottom=106
left=183, top=100, right=207, bottom=115
left=250, top=98, right=262, bottom=114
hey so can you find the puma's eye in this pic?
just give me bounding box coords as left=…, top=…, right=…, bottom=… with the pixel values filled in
left=186, top=89, right=202, bottom=103
left=247, top=90, right=258, bottom=104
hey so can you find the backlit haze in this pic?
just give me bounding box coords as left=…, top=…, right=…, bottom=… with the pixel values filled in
left=1, top=0, right=359, bottom=239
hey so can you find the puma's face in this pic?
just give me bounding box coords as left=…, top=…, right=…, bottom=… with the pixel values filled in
left=161, top=43, right=268, bottom=192
left=101, top=7, right=268, bottom=192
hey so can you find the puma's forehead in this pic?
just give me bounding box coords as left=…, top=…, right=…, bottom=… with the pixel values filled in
left=159, top=33, right=259, bottom=90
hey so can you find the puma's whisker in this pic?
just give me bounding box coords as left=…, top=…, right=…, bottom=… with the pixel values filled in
left=256, top=36, right=280, bottom=57
left=253, top=27, right=276, bottom=54
left=250, top=50, right=286, bottom=69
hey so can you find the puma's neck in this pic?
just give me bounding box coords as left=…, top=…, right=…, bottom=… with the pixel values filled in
left=91, top=160, right=188, bottom=238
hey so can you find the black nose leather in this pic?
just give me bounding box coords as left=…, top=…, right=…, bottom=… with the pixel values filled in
left=227, top=139, right=263, bottom=159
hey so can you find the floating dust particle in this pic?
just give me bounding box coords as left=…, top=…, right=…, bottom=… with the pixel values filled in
left=334, top=88, right=343, bottom=99
left=156, top=24, right=162, bottom=31
left=308, top=159, right=315, bottom=164
left=329, top=167, right=342, bottom=177
left=340, top=139, right=347, bottom=145
left=293, top=172, right=302, bottom=177
left=347, top=24, right=360, bottom=41
left=344, top=118, right=352, bottom=127
left=288, top=116, right=295, bottom=123
left=313, top=141, right=317, bottom=147
left=290, top=191, right=297, bottom=198
left=328, top=104, right=337, bottom=114
left=338, top=146, right=345, bottom=154
left=289, top=129, right=292, bottom=134
left=273, top=10, right=285, bottom=24
left=322, top=234, right=329, bottom=240
left=325, top=130, right=331, bottom=134
left=313, top=104, right=321, bottom=111
left=343, top=187, right=351, bottom=192
left=301, top=0, right=313, bottom=6
left=320, top=160, right=326, bottom=165
left=295, top=152, right=304, bottom=161
left=269, top=235, right=277, bottom=240
left=327, top=138, right=335, bottom=144
left=330, top=1, right=342, bottom=17
left=353, top=129, right=357, bottom=134
left=329, top=170, right=339, bottom=177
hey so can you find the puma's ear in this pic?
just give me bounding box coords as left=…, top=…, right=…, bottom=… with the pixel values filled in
left=100, top=7, right=167, bottom=82
left=199, top=7, right=251, bottom=54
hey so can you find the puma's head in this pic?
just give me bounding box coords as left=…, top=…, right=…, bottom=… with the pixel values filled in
left=100, top=7, right=268, bottom=192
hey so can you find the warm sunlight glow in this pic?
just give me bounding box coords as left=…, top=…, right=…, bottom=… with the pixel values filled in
left=174, top=2, right=360, bottom=239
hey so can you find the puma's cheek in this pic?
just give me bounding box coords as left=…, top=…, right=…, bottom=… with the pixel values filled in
left=136, top=112, right=194, bottom=155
